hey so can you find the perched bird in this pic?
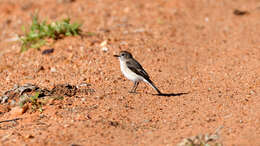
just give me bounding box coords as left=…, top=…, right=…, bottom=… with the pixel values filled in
left=114, top=51, right=162, bottom=94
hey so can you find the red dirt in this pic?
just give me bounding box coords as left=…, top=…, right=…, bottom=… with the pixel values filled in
left=0, top=0, right=259, bottom=145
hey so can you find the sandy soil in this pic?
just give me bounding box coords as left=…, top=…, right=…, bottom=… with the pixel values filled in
left=0, top=0, right=259, bottom=145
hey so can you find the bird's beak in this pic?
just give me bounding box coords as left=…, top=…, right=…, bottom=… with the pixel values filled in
left=113, top=55, right=120, bottom=57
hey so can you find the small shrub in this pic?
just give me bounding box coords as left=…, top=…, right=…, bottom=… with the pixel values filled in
left=19, top=92, right=44, bottom=112
left=20, top=14, right=82, bottom=52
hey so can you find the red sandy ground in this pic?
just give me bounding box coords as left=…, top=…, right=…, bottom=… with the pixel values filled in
left=0, top=0, right=259, bottom=145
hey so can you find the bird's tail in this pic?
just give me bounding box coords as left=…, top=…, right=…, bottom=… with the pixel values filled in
left=144, top=78, right=162, bottom=94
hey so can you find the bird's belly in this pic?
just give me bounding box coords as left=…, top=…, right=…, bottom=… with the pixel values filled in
left=120, top=62, right=143, bottom=82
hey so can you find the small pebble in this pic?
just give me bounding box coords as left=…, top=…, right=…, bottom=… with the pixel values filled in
left=50, top=67, right=57, bottom=73
left=101, top=47, right=108, bottom=52
left=205, top=17, right=209, bottom=22
left=10, top=100, right=16, bottom=106
left=1, top=96, right=9, bottom=103
left=100, top=40, right=107, bottom=47
left=10, top=105, right=28, bottom=116
left=42, top=48, right=54, bottom=55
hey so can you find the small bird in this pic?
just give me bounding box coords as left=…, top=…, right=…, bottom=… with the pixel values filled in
left=114, top=51, right=162, bottom=94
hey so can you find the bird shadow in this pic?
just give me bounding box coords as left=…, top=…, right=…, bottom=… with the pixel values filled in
left=152, top=92, right=189, bottom=97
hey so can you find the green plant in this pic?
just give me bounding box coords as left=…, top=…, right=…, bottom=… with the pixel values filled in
left=20, top=14, right=82, bottom=52
left=29, top=92, right=43, bottom=112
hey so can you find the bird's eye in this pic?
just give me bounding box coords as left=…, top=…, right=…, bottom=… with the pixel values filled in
left=122, top=54, right=125, bottom=56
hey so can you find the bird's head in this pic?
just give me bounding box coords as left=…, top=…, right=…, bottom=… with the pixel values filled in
left=113, top=51, right=133, bottom=60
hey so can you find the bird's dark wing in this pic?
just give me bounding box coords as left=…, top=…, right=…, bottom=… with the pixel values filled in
left=126, top=59, right=150, bottom=80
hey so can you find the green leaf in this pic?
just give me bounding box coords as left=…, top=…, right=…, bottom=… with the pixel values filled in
left=21, top=25, right=26, bottom=33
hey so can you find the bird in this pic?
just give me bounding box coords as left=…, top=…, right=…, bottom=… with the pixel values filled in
left=114, top=51, right=162, bottom=94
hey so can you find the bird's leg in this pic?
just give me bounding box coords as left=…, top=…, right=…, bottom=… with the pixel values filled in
left=133, top=82, right=139, bottom=93
left=129, top=81, right=139, bottom=93
left=129, top=82, right=137, bottom=93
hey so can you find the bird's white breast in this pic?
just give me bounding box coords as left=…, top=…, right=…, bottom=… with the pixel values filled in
left=119, top=59, right=143, bottom=82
